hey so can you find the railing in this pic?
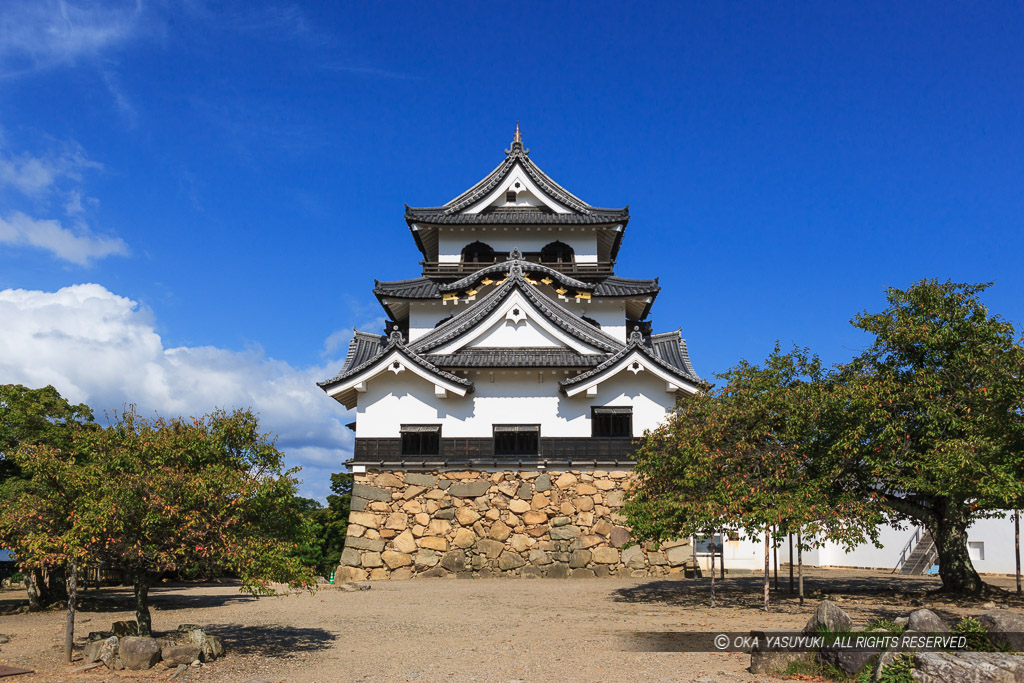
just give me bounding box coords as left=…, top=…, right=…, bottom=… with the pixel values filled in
left=893, top=526, right=922, bottom=573
left=421, top=258, right=616, bottom=278
left=353, top=436, right=640, bottom=465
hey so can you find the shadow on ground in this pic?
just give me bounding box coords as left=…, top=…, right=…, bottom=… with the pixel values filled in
left=198, top=623, right=337, bottom=657
left=611, top=571, right=1022, bottom=625
left=1, top=582, right=260, bottom=615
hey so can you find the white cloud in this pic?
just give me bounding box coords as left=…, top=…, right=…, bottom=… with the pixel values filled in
left=0, top=0, right=145, bottom=76
left=0, top=211, right=128, bottom=265
left=0, top=283, right=356, bottom=500
left=0, top=138, right=101, bottom=197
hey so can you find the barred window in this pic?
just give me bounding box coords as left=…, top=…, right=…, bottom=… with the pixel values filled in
left=400, top=425, right=441, bottom=456
left=591, top=407, right=632, bottom=438
left=493, top=425, right=539, bottom=456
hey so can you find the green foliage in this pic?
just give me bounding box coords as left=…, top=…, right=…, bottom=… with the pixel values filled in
left=783, top=656, right=855, bottom=681
left=876, top=654, right=915, bottom=683
left=1, top=404, right=317, bottom=631
left=72, top=407, right=316, bottom=592
left=9, top=571, right=24, bottom=583
left=865, top=618, right=906, bottom=635
left=0, top=384, right=97, bottom=604
left=830, top=280, right=1024, bottom=593
left=627, top=280, right=1024, bottom=596
left=950, top=616, right=1011, bottom=652
left=624, top=345, right=881, bottom=556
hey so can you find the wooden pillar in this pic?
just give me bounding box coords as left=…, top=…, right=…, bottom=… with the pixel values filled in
left=1016, top=510, right=1021, bottom=595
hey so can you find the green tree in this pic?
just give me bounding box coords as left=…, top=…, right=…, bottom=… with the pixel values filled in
left=320, top=472, right=352, bottom=575
left=0, top=384, right=96, bottom=609
left=5, top=406, right=317, bottom=635
left=625, top=347, right=881, bottom=609
left=829, top=280, right=1024, bottom=594
left=290, top=472, right=353, bottom=577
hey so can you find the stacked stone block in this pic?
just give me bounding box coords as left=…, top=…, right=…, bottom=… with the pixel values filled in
left=335, top=469, right=693, bottom=581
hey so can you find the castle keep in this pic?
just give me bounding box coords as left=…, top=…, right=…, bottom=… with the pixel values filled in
left=320, top=127, right=705, bottom=580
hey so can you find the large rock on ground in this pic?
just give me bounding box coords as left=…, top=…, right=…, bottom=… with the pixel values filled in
left=98, top=636, right=119, bottom=669
left=907, top=608, right=949, bottom=633
left=820, top=642, right=879, bottom=676
left=913, top=651, right=1024, bottom=682
left=182, top=627, right=224, bottom=662
left=749, top=649, right=816, bottom=675
left=803, top=600, right=852, bottom=635
left=119, top=636, right=161, bottom=670
left=83, top=639, right=104, bottom=663
left=161, top=643, right=201, bottom=667
left=976, top=610, right=1024, bottom=652
left=748, top=630, right=816, bottom=675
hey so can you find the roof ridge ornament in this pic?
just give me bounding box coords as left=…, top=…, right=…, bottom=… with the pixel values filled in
left=504, top=121, right=529, bottom=157
left=508, top=247, right=523, bottom=261
left=388, top=324, right=405, bottom=345
left=628, top=326, right=645, bottom=345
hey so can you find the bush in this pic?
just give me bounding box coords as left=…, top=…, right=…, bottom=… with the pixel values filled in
left=951, top=616, right=1010, bottom=653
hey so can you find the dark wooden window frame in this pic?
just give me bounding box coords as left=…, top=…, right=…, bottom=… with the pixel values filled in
left=591, top=406, right=632, bottom=438
left=493, top=424, right=540, bottom=457
left=400, top=424, right=441, bottom=456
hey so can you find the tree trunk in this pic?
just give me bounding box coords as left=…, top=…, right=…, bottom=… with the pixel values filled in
left=763, top=530, right=770, bottom=612
left=691, top=536, right=698, bottom=579
left=788, top=533, right=794, bottom=594
left=709, top=534, right=716, bottom=608
left=25, top=568, right=45, bottom=610
left=65, top=561, right=77, bottom=663
left=797, top=530, right=804, bottom=606
left=773, top=526, right=779, bottom=591
left=133, top=574, right=153, bottom=636
left=931, top=516, right=984, bottom=594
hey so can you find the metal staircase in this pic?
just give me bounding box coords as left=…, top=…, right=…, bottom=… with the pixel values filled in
left=894, top=527, right=939, bottom=574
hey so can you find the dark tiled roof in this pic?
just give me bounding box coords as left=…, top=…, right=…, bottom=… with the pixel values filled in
left=559, top=330, right=705, bottom=393
left=592, top=276, right=660, bottom=297
left=372, top=270, right=660, bottom=303
left=319, top=331, right=474, bottom=391
left=405, top=208, right=628, bottom=225
left=438, top=259, right=591, bottom=293
left=424, top=348, right=609, bottom=368
left=373, top=277, right=439, bottom=299
left=409, top=267, right=626, bottom=355
left=405, top=136, right=627, bottom=221
left=650, top=330, right=702, bottom=381
left=343, top=330, right=385, bottom=372
left=439, top=144, right=596, bottom=215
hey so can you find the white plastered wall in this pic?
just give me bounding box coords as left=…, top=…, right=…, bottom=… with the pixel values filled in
left=773, top=517, right=1023, bottom=575
left=355, top=362, right=682, bottom=439
left=409, top=302, right=453, bottom=342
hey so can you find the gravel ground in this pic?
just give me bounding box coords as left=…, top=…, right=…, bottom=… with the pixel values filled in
left=0, top=569, right=1021, bottom=682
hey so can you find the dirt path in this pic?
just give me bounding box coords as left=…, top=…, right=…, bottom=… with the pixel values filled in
left=0, top=569, right=1020, bottom=682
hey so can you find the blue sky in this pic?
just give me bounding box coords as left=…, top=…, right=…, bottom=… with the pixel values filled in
left=1, top=1, right=1022, bottom=499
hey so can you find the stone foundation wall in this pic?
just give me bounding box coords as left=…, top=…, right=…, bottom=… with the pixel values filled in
left=334, top=469, right=694, bottom=582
